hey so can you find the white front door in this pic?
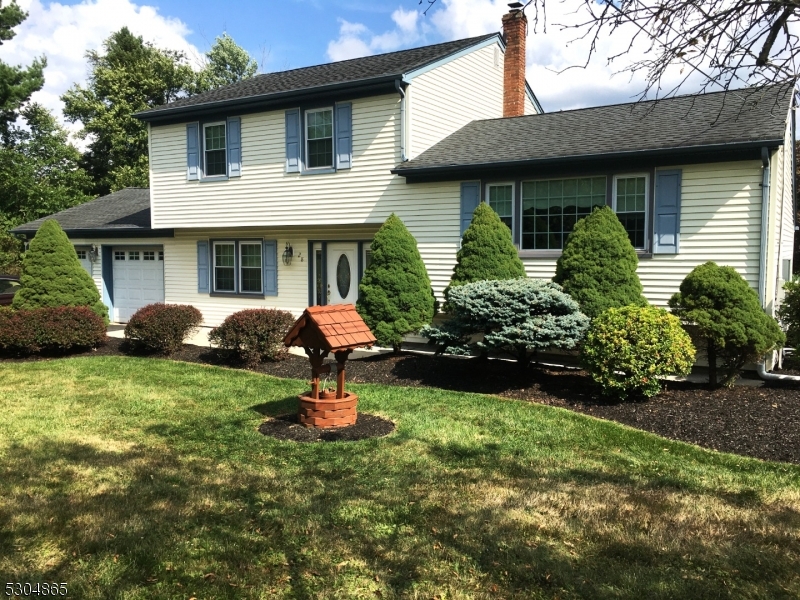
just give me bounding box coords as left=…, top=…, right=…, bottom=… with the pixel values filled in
left=326, top=243, right=358, bottom=305
left=112, top=246, right=165, bottom=321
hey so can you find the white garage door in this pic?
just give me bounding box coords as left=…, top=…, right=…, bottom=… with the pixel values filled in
left=75, top=247, right=92, bottom=275
left=112, top=247, right=164, bottom=322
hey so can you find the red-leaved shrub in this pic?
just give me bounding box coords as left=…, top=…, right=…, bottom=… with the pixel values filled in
left=124, top=303, right=203, bottom=355
left=209, top=308, right=295, bottom=366
left=0, top=306, right=106, bottom=355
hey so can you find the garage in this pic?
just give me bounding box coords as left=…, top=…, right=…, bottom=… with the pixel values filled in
left=112, top=246, right=164, bottom=322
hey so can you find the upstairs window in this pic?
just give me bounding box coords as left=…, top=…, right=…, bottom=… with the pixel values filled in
left=305, top=108, right=333, bottom=169
left=204, top=123, right=227, bottom=177
left=614, top=175, right=648, bottom=249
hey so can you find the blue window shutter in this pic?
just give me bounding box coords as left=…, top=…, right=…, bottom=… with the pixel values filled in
left=263, top=240, right=277, bottom=296
left=653, top=170, right=681, bottom=254
left=335, top=102, right=352, bottom=170
left=186, top=123, right=200, bottom=180
left=197, top=241, right=209, bottom=293
left=460, top=182, right=480, bottom=235
left=227, top=117, right=241, bottom=177
left=101, top=246, right=113, bottom=317
left=285, top=109, right=300, bottom=173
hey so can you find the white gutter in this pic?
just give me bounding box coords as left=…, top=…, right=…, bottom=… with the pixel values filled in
left=395, top=80, right=407, bottom=162
left=759, top=146, right=770, bottom=307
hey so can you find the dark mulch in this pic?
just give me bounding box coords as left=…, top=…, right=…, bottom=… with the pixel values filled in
left=4, top=337, right=800, bottom=464
left=257, top=413, right=395, bottom=443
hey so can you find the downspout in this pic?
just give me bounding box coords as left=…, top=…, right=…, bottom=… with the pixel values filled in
left=395, top=79, right=407, bottom=162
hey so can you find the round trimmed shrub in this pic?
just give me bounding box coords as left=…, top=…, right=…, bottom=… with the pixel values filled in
left=124, top=303, right=203, bottom=355
left=357, top=214, right=435, bottom=352
left=208, top=308, right=295, bottom=367
left=445, top=203, right=525, bottom=300
left=669, top=262, right=785, bottom=387
left=13, top=219, right=108, bottom=322
left=422, top=278, right=590, bottom=366
left=778, top=275, right=800, bottom=349
left=0, top=306, right=106, bottom=355
left=582, top=305, right=695, bottom=399
left=553, top=206, right=647, bottom=319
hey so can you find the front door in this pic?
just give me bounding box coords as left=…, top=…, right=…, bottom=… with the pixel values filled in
left=326, top=243, right=358, bottom=305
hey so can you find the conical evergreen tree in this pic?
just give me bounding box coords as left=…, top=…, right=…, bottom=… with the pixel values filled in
left=553, top=206, right=647, bottom=319
left=445, top=202, right=525, bottom=300
left=357, top=214, right=434, bottom=352
left=13, top=219, right=108, bottom=322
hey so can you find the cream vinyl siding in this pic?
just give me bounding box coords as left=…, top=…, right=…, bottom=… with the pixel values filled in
left=518, top=161, right=764, bottom=307
left=769, top=116, right=794, bottom=312
left=150, top=94, right=408, bottom=229
left=408, top=43, right=505, bottom=159
left=164, top=198, right=462, bottom=326
left=524, top=91, right=538, bottom=116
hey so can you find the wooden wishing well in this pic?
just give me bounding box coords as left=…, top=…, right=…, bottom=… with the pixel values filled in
left=283, top=305, right=377, bottom=428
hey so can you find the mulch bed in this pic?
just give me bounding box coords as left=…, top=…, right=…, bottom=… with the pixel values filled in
left=4, top=337, right=800, bottom=464
left=257, top=413, right=395, bottom=443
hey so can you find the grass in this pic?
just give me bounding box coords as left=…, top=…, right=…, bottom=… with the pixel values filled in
left=0, top=357, right=799, bottom=599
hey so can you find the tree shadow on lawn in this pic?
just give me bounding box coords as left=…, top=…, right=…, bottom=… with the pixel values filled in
left=2, top=424, right=799, bottom=598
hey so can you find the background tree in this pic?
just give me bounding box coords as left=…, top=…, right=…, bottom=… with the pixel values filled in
left=669, top=261, right=784, bottom=387
left=445, top=203, right=525, bottom=300
left=0, top=1, right=45, bottom=142
left=61, top=28, right=197, bottom=195
left=195, top=33, right=258, bottom=92
left=357, top=214, right=435, bottom=353
left=13, top=219, right=108, bottom=322
left=553, top=206, right=647, bottom=319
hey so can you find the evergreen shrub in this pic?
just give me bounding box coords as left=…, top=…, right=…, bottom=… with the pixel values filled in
left=13, top=220, right=108, bottom=322
left=669, top=262, right=785, bottom=387
left=208, top=308, right=295, bottom=367
left=422, top=279, right=589, bottom=366
left=553, top=206, right=647, bottom=319
left=582, top=305, right=695, bottom=399
left=778, top=275, right=800, bottom=349
left=357, top=214, right=435, bottom=351
left=445, top=203, right=525, bottom=302
left=0, top=306, right=106, bottom=355
left=124, top=303, right=203, bottom=355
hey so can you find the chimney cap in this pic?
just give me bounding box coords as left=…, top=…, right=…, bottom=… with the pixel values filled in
left=508, top=2, right=523, bottom=9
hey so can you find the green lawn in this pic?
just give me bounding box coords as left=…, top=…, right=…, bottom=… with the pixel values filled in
left=1, top=357, right=799, bottom=599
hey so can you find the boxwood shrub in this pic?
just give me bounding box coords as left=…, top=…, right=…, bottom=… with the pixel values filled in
left=208, top=308, right=296, bottom=367
left=0, top=306, right=106, bottom=355
left=582, top=305, right=696, bottom=399
left=124, top=303, right=203, bottom=355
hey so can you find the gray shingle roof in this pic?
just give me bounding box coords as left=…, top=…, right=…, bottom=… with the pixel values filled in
left=394, top=83, right=795, bottom=176
left=137, top=34, right=498, bottom=120
left=12, top=188, right=155, bottom=235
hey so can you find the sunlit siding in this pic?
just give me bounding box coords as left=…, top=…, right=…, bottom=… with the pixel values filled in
left=408, top=42, right=505, bottom=159
left=524, top=91, right=538, bottom=115
left=519, top=161, right=764, bottom=307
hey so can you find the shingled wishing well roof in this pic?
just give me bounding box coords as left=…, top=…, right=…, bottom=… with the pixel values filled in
left=393, top=83, right=795, bottom=177
left=284, top=304, right=377, bottom=352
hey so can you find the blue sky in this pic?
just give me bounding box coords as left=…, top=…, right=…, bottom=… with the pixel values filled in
left=3, top=0, right=727, bottom=129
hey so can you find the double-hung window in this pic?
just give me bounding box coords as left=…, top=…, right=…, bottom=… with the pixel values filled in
left=305, top=108, right=333, bottom=169
left=213, top=241, right=263, bottom=294
left=613, top=175, right=648, bottom=250
left=204, top=123, right=227, bottom=177
left=487, top=183, right=514, bottom=231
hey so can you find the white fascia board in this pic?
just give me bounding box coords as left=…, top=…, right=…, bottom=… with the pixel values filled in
left=403, top=34, right=503, bottom=81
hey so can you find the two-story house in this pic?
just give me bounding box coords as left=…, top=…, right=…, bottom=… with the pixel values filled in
left=14, top=7, right=796, bottom=360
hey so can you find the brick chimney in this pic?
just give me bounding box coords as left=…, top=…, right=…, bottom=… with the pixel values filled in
left=502, top=6, right=527, bottom=117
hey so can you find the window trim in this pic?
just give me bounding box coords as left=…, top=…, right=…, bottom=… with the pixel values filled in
left=485, top=182, right=515, bottom=237
left=202, top=121, right=227, bottom=180
left=210, top=239, right=267, bottom=298
left=304, top=107, right=334, bottom=171
left=238, top=240, right=264, bottom=295
left=612, top=173, right=650, bottom=251
left=212, top=241, right=237, bottom=293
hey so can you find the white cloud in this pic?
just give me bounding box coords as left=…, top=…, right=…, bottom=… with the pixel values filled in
left=2, top=0, right=200, bottom=140
left=326, top=8, right=426, bottom=62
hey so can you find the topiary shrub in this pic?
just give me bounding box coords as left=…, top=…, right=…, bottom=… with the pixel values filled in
left=208, top=308, right=295, bottom=367
left=124, top=303, right=203, bottom=355
left=0, top=306, right=106, bottom=355
left=357, top=214, right=435, bottom=352
left=669, top=262, right=785, bottom=387
left=778, top=275, right=800, bottom=350
left=12, top=219, right=108, bottom=323
left=444, top=203, right=525, bottom=302
left=553, top=206, right=647, bottom=319
left=422, top=278, right=590, bottom=367
left=582, top=305, right=696, bottom=399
